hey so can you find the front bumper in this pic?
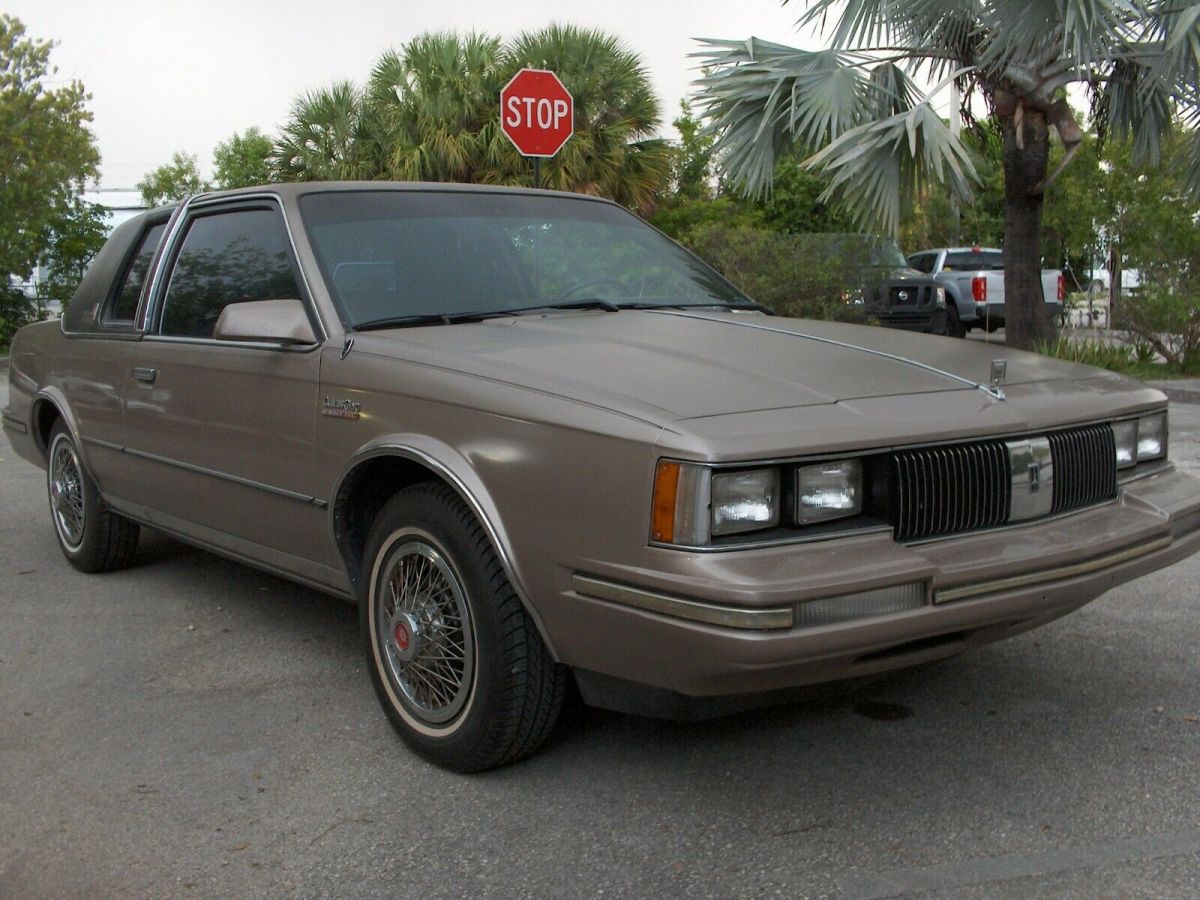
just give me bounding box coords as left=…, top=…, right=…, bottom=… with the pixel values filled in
left=554, top=465, right=1200, bottom=705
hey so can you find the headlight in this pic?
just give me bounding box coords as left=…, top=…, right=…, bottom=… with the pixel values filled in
left=1113, top=412, right=1168, bottom=470
left=711, top=468, right=780, bottom=536
left=796, top=459, right=862, bottom=524
left=1136, top=412, right=1167, bottom=462
left=1113, top=420, right=1137, bottom=469
left=934, top=286, right=946, bottom=307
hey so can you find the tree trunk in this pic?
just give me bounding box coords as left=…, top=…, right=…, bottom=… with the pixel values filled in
left=1001, top=110, right=1057, bottom=350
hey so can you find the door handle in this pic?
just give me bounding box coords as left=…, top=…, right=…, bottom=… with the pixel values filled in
left=132, top=367, right=157, bottom=384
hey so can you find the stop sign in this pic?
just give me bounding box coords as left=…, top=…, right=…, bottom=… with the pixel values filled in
left=500, top=68, right=574, bottom=158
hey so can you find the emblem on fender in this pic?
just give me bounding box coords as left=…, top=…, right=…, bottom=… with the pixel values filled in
left=322, top=396, right=362, bottom=420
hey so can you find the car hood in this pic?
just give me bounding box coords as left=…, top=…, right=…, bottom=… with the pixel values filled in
left=351, top=309, right=1148, bottom=425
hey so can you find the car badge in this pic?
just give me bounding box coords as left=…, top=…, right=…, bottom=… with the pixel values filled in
left=898, top=290, right=909, bottom=301
left=322, top=396, right=362, bottom=420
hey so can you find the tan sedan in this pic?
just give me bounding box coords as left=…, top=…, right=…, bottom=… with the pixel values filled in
left=5, top=183, right=1199, bottom=771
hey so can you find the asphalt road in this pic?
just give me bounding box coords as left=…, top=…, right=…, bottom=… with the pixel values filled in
left=2, top=378, right=1198, bottom=899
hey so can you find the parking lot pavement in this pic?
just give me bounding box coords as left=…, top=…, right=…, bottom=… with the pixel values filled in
left=2, top=381, right=1199, bottom=898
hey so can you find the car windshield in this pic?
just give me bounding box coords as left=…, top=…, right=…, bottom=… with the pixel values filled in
left=299, top=190, right=753, bottom=328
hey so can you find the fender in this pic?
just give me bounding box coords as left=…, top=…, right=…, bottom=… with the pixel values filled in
left=33, top=386, right=86, bottom=464
left=330, top=433, right=559, bottom=660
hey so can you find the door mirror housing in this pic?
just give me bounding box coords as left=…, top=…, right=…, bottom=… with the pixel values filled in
left=213, top=299, right=317, bottom=346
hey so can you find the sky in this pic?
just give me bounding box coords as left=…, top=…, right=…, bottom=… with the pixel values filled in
left=11, top=0, right=823, bottom=189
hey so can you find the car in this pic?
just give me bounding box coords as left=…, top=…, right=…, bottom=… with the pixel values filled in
left=4, top=182, right=1199, bottom=772
left=827, top=234, right=949, bottom=335
left=907, top=246, right=1063, bottom=337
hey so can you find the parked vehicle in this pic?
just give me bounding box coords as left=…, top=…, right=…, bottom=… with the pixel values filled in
left=5, top=183, right=1199, bottom=771
left=907, top=247, right=1064, bottom=337
left=831, top=235, right=948, bottom=335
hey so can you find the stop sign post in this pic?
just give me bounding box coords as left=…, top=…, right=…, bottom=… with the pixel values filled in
left=500, top=68, right=573, bottom=187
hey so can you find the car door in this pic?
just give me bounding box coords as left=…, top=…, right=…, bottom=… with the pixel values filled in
left=117, top=198, right=342, bottom=587
left=58, top=216, right=170, bottom=493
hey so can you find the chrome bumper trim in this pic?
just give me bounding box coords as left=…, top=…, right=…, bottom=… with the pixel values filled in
left=1, top=411, right=27, bottom=434
left=934, top=536, right=1173, bottom=604
left=572, top=574, right=795, bottom=631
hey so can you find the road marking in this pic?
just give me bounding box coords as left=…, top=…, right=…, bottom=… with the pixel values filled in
left=838, top=831, right=1200, bottom=899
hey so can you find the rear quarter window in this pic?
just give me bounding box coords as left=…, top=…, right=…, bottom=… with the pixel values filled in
left=943, top=251, right=1004, bottom=271
left=105, top=223, right=167, bottom=324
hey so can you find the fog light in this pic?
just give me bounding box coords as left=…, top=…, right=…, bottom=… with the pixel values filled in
left=711, top=468, right=780, bottom=536
left=797, top=459, right=862, bottom=524
left=795, top=582, right=927, bottom=626
left=1113, top=420, right=1137, bottom=469
left=1137, top=412, right=1167, bottom=462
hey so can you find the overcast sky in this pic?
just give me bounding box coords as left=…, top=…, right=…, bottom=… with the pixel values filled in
left=12, top=0, right=824, bottom=189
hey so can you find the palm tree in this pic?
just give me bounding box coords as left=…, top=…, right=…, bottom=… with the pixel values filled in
left=273, top=81, right=369, bottom=181
left=271, top=27, right=671, bottom=214
left=364, top=32, right=512, bottom=184
left=693, top=1, right=1200, bottom=349
left=505, top=25, right=672, bottom=213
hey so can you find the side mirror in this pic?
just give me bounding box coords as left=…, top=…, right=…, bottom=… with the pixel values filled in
left=213, top=299, right=317, bottom=346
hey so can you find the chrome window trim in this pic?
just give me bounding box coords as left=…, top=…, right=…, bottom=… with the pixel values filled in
left=140, top=334, right=320, bottom=354
left=142, top=192, right=329, bottom=343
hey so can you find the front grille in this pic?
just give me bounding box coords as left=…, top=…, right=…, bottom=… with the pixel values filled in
left=890, top=440, right=1010, bottom=541
left=888, top=286, right=929, bottom=308
left=1048, top=424, right=1117, bottom=512
left=887, top=424, right=1117, bottom=541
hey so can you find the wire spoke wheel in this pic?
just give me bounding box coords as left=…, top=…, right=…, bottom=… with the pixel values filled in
left=49, top=436, right=86, bottom=550
left=375, top=537, right=475, bottom=726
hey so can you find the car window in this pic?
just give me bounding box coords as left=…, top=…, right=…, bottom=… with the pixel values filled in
left=300, top=191, right=746, bottom=326
left=943, top=250, right=1004, bottom=271
left=106, top=222, right=167, bottom=324
left=907, top=253, right=935, bottom=274
left=159, top=208, right=301, bottom=339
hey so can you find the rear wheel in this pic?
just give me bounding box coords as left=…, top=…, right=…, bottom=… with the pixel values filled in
left=362, top=483, right=565, bottom=772
left=47, top=422, right=140, bottom=572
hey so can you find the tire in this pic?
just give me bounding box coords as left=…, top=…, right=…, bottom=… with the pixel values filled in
left=46, top=422, right=140, bottom=573
left=945, top=304, right=966, bottom=338
left=362, top=483, right=566, bottom=772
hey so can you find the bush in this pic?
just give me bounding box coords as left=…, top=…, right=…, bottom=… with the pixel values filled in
left=1116, top=288, right=1200, bottom=374
left=1037, top=336, right=1137, bottom=371
left=0, top=285, right=35, bottom=348
left=679, top=224, right=869, bottom=321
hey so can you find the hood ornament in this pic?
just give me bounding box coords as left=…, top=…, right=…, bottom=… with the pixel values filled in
left=991, top=359, right=1007, bottom=386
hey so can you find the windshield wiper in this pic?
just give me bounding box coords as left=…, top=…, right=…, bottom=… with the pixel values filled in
left=353, top=311, right=503, bottom=331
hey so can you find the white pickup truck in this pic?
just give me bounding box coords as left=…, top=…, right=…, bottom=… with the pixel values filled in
left=906, top=247, right=1063, bottom=337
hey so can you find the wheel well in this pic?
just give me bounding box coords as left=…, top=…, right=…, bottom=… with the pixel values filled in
left=332, top=455, right=443, bottom=590
left=32, top=399, right=63, bottom=458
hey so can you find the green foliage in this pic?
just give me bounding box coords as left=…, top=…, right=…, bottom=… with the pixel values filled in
left=0, top=283, right=34, bottom=347
left=679, top=224, right=868, bottom=320
left=0, top=15, right=100, bottom=290
left=36, top=197, right=107, bottom=312
left=1038, top=336, right=1135, bottom=371
left=137, top=151, right=208, bottom=207
left=274, top=26, right=671, bottom=213
left=274, top=81, right=367, bottom=181
left=1118, top=288, right=1200, bottom=373
left=213, top=128, right=273, bottom=189
left=666, top=100, right=714, bottom=201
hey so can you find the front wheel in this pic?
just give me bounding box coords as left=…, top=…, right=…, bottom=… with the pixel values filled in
left=945, top=304, right=966, bottom=338
left=362, top=483, right=565, bottom=772
left=47, top=422, right=140, bottom=572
